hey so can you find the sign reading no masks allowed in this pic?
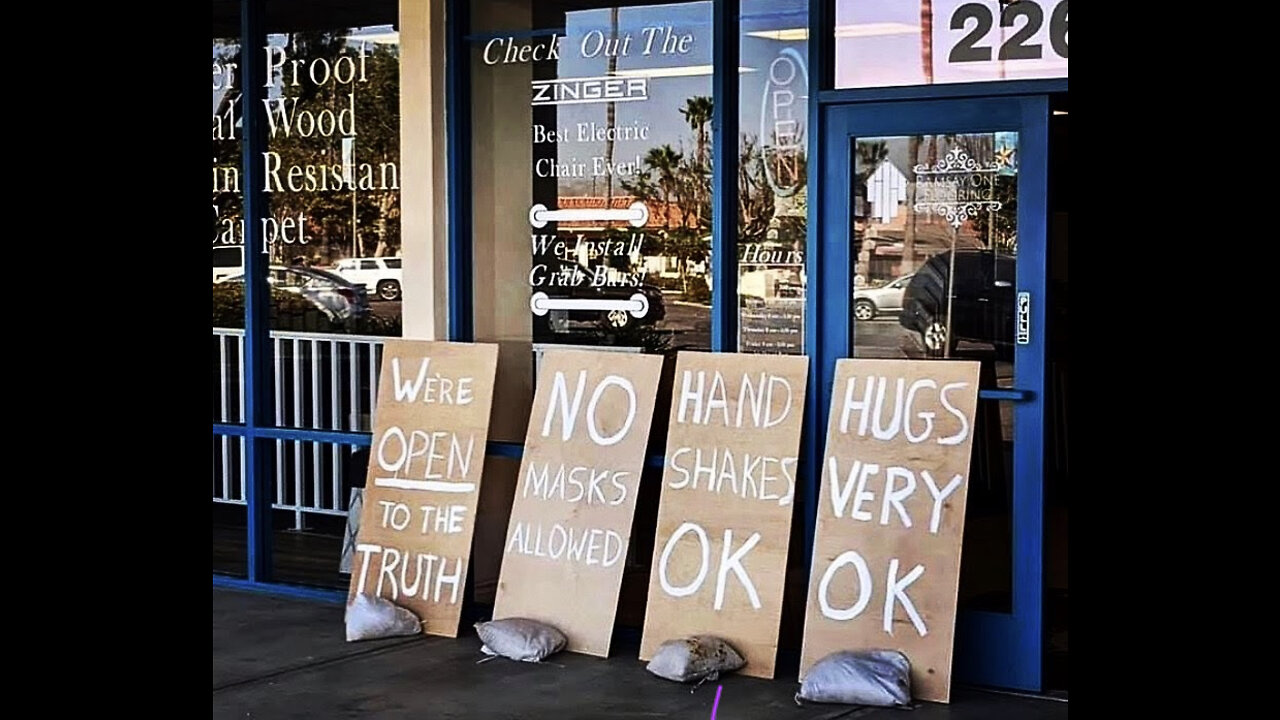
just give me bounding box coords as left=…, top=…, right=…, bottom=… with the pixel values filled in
left=493, top=349, right=664, bottom=657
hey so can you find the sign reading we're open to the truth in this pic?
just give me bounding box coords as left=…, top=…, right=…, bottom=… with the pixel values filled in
left=801, top=358, right=981, bottom=703
left=493, top=349, right=664, bottom=657
left=640, top=351, right=809, bottom=679
left=348, top=340, right=500, bottom=637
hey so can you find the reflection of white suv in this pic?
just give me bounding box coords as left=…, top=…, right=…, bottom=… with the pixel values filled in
left=852, top=273, right=913, bottom=320
left=213, top=245, right=244, bottom=282
left=333, top=257, right=403, bottom=301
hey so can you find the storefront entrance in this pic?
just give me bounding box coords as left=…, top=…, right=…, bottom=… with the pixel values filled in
left=815, top=95, right=1052, bottom=693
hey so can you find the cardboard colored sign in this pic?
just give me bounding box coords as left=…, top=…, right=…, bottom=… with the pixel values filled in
left=493, top=349, right=664, bottom=657
left=348, top=340, right=500, bottom=637
left=639, top=351, right=809, bottom=679
left=801, top=359, right=981, bottom=703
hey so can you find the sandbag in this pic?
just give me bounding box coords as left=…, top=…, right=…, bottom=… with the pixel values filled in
left=796, top=650, right=912, bottom=707
left=646, top=636, right=746, bottom=684
left=344, top=594, right=421, bottom=642
left=474, top=618, right=567, bottom=662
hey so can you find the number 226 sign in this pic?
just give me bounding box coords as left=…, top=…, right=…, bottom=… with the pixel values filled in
left=834, top=0, right=1068, bottom=90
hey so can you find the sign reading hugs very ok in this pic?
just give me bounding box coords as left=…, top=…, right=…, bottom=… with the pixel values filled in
left=640, top=351, right=809, bottom=679
left=348, top=340, right=500, bottom=637
left=801, top=358, right=980, bottom=703
left=493, top=349, right=664, bottom=657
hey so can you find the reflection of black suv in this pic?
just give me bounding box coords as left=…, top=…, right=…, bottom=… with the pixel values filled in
left=537, top=259, right=666, bottom=332
left=898, top=249, right=1016, bottom=358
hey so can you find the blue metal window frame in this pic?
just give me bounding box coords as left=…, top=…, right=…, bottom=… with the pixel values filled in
left=213, top=0, right=373, bottom=604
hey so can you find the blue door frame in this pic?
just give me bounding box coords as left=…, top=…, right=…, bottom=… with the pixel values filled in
left=814, top=96, right=1049, bottom=693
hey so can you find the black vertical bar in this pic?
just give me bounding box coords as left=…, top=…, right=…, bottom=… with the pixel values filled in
left=801, top=0, right=827, bottom=560
left=446, top=0, right=474, bottom=341
left=241, top=0, right=273, bottom=582
left=710, top=0, right=739, bottom=350
left=445, top=0, right=479, bottom=625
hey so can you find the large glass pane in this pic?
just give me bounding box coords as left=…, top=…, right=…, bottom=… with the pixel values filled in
left=738, top=0, right=808, bottom=355
left=266, top=1, right=400, bottom=586
left=470, top=0, right=715, bottom=443
left=213, top=12, right=247, bottom=577
left=832, top=0, right=1069, bottom=90
left=852, top=132, right=1019, bottom=612
left=852, top=133, right=1017, bottom=368
left=213, top=35, right=404, bottom=338
left=209, top=0, right=402, bottom=585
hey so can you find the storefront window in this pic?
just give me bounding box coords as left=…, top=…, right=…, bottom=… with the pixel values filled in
left=213, top=23, right=247, bottom=578
left=851, top=132, right=1016, bottom=367
left=212, top=0, right=401, bottom=589
left=738, top=0, right=808, bottom=354
left=852, top=131, right=1018, bottom=612
left=469, top=0, right=714, bottom=442
left=832, top=0, right=1068, bottom=90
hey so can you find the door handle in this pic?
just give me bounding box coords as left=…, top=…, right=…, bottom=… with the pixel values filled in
left=978, top=388, right=1034, bottom=401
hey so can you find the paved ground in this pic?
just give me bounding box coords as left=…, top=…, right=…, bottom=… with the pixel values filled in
left=213, top=588, right=1067, bottom=719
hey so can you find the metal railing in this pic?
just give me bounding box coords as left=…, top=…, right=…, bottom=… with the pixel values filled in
left=212, top=328, right=387, bottom=528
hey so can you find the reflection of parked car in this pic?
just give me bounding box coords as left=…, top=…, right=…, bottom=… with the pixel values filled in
left=212, top=245, right=243, bottom=283
left=332, top=257, right=403, bottom=301
left=853, top=273, right=913, bottom=320
left=898, top=249, right=1015, bottom=358
left=219, top=265, right=371, bottom=322
left=538, top=260, right=666, bottom=332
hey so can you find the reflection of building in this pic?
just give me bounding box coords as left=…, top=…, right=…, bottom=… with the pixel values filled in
left=866, top=160, right=907, bottom=224
left=856, top=156, right=996, bottom=285
left=553, top=195, right=709, bottom=281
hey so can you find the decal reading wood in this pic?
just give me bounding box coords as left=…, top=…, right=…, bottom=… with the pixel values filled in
left=493, top=349, right=664, bottom=657
left=640, top=352, right=809, bottom=679
left=347, top=340, right=500, bottom=638
left=800, top=359, right=981, bottom=703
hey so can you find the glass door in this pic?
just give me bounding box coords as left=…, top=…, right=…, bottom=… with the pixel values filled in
left=816, top=96, right=1049, bottom=692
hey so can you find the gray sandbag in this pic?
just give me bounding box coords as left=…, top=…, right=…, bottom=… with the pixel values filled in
left=344, top=594, right=421, bottom=642
left=646, top=635, right=746, bottom=684
left=796, top=650, right=912, bottom=707
left=474, top=618, right=567, bottom=662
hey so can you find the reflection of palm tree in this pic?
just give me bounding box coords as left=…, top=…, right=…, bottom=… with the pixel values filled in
left=904, top=2, right=934, bottom=275
left=904, top=136, right=920, bottom=274
left=644, top=145, right=682, bottom=232
left=604, top=7, right=620, bottom=218
left=680, top=96, right=713, bottom=168
left=855, top=140, right=888, bottom=186
left=921, top=0, right=934, bottom=84
left=679, top=96, right=713, bottom=229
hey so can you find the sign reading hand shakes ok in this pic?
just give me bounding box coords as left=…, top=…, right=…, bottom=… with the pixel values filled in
left=640, top=351, right=809, bottom=680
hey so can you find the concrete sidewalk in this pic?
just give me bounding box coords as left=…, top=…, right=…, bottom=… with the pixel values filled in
left=213, top=588, right=1067, bottom=719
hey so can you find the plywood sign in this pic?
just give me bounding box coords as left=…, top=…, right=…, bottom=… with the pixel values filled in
left=348, top=340, right=500, bottom=637
left=801, top=359, right=981, bottom=703
left=640, top=351, right=809, bottom=679
left=493, top=349, right=664, bottom=657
